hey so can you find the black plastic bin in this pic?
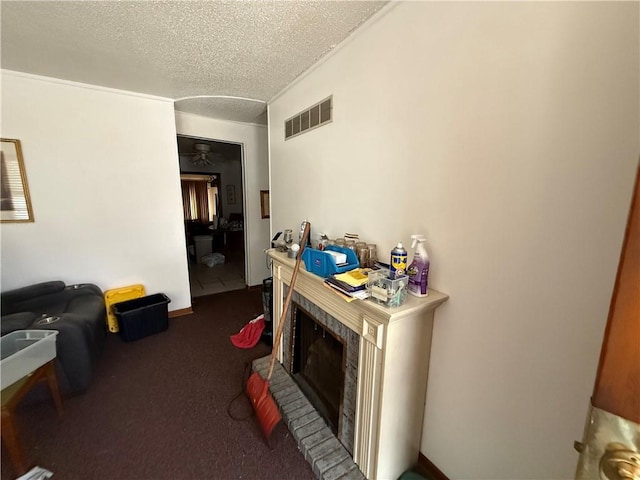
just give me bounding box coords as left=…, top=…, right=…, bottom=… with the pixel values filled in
left=113, top=293, right=171, bottom=342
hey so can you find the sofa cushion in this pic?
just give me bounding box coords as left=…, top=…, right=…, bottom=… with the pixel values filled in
left=1, top=281, right=106, bottom=394
left=1, top=281, right=66, bottom=315
left=0, top=312, right=37, bottom=336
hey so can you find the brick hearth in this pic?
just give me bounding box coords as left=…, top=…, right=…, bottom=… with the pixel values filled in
left=252, top=356, right=365, bottom=480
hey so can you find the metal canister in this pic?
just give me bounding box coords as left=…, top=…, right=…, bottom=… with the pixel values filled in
left=317, top=233, right=328, bottom=251
left=299, top=220, right=311, bottom=246
left=389, top=242, right=408, bottom=279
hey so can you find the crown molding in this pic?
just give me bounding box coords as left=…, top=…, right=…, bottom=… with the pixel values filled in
left=1, top=69, right=174, bottom=103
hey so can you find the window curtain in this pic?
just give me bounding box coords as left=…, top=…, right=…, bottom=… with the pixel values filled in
left=181, top=180, right=209, bottom=222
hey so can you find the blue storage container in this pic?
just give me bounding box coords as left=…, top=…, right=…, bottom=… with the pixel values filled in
left=302, top=246, right=359, bottom=278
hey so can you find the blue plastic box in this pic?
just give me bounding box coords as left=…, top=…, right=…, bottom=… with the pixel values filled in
left=302, top=246, right=359, bottom=278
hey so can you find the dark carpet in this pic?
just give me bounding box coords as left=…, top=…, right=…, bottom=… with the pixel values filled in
left=1, top=289, right=315, bottom=480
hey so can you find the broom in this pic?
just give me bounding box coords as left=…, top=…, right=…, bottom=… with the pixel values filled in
left=246, top=222, right=310, bottom=441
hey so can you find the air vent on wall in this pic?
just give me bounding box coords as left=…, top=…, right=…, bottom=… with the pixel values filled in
left=285, top=96, right=332, bottom=140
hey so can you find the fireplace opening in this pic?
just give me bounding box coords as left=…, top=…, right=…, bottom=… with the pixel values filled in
left=291, top=305, right=346, bottom=435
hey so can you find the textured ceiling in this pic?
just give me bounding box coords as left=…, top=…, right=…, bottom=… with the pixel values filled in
left=1, top=1, right=387, bottom=125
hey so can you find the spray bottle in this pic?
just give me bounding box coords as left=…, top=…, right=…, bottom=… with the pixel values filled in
left=389, top=242, right=408, bottom=279
left=407, top=234, right=430, bottom=297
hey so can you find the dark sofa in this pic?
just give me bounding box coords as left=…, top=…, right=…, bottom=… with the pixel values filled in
left=1, top=281, right=107, bottom=394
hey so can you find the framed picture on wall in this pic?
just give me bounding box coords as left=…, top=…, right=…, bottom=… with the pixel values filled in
left=260, top=190, right=270, bottom=219
left=227, top=185, right=236, bottom=205
left=1, top=138, right=34, bottom=223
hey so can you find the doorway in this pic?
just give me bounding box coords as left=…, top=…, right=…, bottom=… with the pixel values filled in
left=177, top=134, right=246, bottom=297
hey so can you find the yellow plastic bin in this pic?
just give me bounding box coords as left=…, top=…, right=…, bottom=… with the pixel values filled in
left=104, top=284, right=145, bottom=333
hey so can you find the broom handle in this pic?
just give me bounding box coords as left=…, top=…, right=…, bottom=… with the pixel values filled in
left=266, top=222, right=310, bottom=382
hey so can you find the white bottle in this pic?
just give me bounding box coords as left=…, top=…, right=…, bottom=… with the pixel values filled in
left=407, top=234, right=430, bottom=297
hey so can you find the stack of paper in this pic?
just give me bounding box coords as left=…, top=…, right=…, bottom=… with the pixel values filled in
left=323, top=268, right=370, bottom=301
left=334, top=269, right=369, bottom=287
left=322, top=283, right=362, bottom=302
left=325, top=250, right=348, bottom=265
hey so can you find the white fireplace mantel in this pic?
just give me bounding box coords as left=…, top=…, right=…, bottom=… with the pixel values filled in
left=268, top=250, right=448, bottom=480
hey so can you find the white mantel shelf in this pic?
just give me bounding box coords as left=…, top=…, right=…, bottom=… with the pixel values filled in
left=268, top=250, right=449, bottom=480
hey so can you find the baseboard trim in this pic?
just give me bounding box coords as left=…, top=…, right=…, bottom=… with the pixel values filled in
left=168, top=307, right=193, bottom=318
left=417, top=453, right=450, bottom=480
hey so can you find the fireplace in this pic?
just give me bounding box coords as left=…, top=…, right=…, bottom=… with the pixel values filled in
left=267, top=250, right=448, bottom=480
left=283, top=293, right=360, bottom=454
left=291, top=305, right=344, bottom=434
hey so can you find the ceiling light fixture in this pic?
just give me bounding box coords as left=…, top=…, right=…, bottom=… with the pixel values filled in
left=191, top=143, right=212, bottom=166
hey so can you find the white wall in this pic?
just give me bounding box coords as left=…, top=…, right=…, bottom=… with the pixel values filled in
left=268, top=3, right=639, bottom=479
left=175, top=112, right=271, bottom=286
left=1, top=71, right=192, bottom=312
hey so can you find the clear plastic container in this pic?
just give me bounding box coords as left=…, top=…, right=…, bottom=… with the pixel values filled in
left=1, top=330, right=58, bottom=389
left=367, top=271, right=409, bottom=307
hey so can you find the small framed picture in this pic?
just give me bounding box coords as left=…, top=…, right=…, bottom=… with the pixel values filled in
left=226, top=185, right=236, bottom=205
left=260, top=190, right=270, bottom=219
left=1, top=139, right=34, bottom=223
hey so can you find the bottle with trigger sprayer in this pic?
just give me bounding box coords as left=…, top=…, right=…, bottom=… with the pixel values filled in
left=407, top=234, right=430, bottom=297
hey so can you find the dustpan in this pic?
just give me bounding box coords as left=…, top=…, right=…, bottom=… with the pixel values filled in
left=246, top=222, right=310, bottom=441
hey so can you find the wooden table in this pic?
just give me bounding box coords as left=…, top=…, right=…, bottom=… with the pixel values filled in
left=1, top=360, right=63, bottom=476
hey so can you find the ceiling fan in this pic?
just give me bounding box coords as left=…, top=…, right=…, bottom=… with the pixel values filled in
left=189, top=143, right=213, bottom=166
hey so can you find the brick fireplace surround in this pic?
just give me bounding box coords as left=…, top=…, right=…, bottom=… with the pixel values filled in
left=261, top=250, right=448, bottom=480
